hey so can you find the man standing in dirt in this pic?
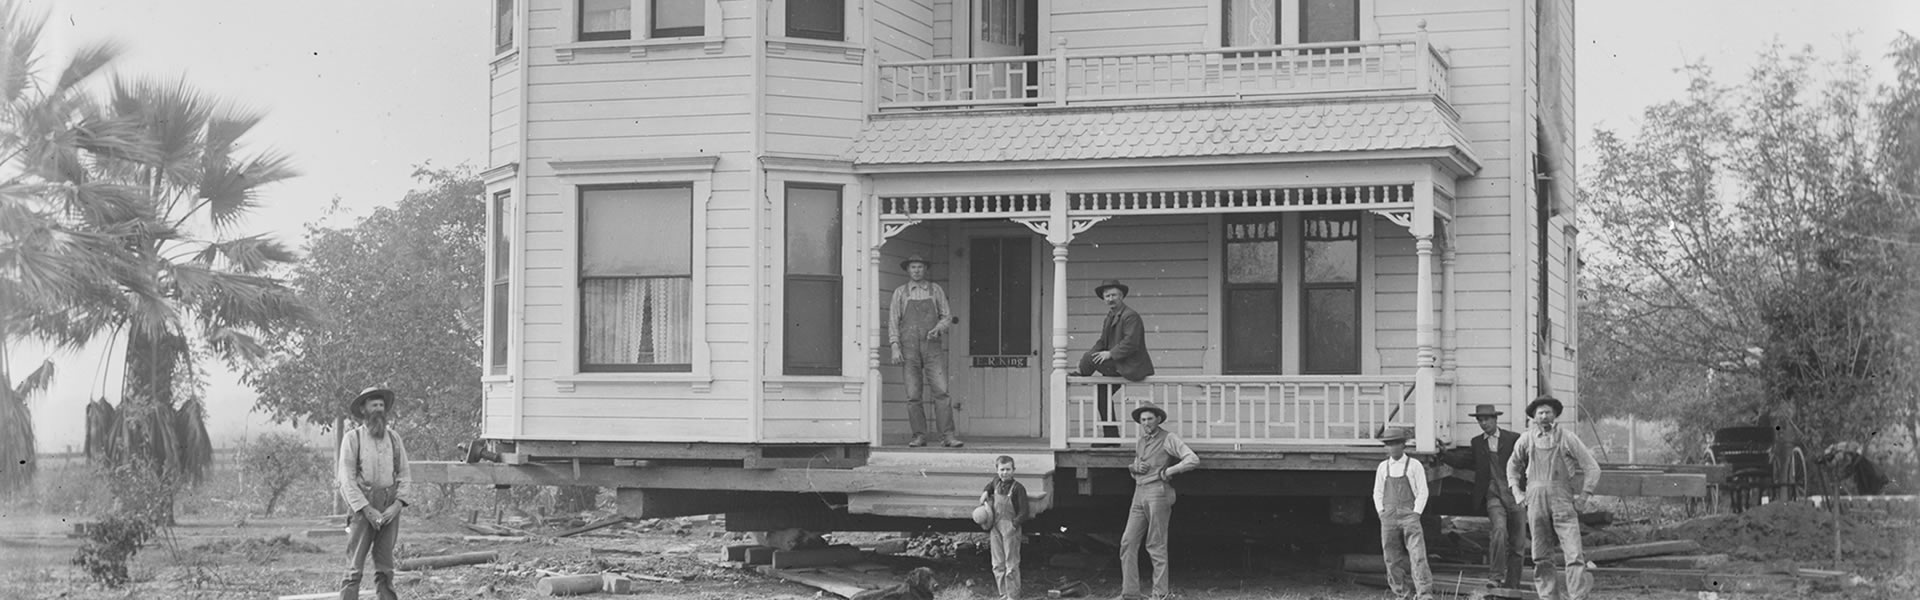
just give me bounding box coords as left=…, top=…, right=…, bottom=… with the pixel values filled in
left=1507, top=396, right=1600, bottom=600
left=890, top=254, right=962, bottom=448
left=337, top=387, right=413, bottom=600
left=1117, top=402, right=1198, bottom=600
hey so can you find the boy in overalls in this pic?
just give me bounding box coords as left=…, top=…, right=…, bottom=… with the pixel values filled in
left=979, top=455, right=1030, bottom=600
left=1373, top=426, right=1433, bottom=600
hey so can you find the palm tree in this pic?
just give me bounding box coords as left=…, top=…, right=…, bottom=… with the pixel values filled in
left=0, top=1, right=158, bottom=494
left=0, top=359, right=51, bottom=495
left=64, top=77, right=313, bottom=494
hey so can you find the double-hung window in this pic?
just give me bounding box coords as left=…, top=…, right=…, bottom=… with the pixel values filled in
left=786, top=0, right=845, bottom=41
left=783, top=183, right=843, bottom=375
left=495, top=0, right=516, bottom=53
left=1223, top=214, right=1284, bottom=374
left=1301, top=213, right=1360, bottom=374
left=652, top=0, right=704, bottom=37
left=488, top=190, right=513, bottom=375
left=579, top=0, right=632, bottom=41
left=1221, top=0, right=1360, bottom=47
left=579, top=185, right=694, bottom=372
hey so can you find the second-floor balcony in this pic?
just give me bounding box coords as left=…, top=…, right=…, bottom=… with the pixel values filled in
left=875, top=35, right=1450, bottom=113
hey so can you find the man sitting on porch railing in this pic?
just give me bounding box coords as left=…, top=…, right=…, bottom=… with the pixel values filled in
left=1076, top=279, right=1155, bottom=441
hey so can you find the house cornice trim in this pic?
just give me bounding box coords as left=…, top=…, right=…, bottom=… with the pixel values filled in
left=481, top=162, right=519, bottom=185
left=549, top=154, right=721, bottom=177
left=760, top=155, right=855, bottom=175
left=855, top=148, right=1477, bottom=177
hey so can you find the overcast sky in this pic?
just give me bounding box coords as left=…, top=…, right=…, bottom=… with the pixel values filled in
left=9, top=1, right=1915, bottom=452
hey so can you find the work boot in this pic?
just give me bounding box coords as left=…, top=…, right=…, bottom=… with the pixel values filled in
left=908, top=434, right=926, bottom=447
left=942, top=433, right=965, bottom=448
left=339, top=574, right=362, bottom=600
left=374, top=571, right=399, bottom=600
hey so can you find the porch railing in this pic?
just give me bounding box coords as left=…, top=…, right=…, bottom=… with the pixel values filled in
left=876, top=36, right=1450, bottom=112
left=1066, top=375, right=1448, bottom=448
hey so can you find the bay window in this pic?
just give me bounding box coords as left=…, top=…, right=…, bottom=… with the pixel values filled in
left=579, top=185, right=694, bottom=372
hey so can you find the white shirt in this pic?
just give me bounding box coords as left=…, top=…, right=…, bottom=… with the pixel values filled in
left=1371, top=454, right=1429, bottom=515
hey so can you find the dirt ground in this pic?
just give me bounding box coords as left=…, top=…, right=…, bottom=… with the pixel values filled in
left=7, top=504, right=1909, bottom=600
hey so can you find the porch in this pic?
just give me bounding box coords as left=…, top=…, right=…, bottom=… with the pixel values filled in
left=859, top=180, right=1469, bottom=454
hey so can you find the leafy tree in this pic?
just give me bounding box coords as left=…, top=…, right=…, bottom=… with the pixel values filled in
left=1581, top=37, right=1920, bottom=460
left=245, top=166, right=485, bottom=461
left=239, top=432, right=326, bottom=516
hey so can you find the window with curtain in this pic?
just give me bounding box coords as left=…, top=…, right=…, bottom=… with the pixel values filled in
left=489, top=190, right=512, bottom=375
left=652, top=0, right=704, bottom=37
left=1222, top=0, right=1279, bottom=47
left=579, top=185, right=693, bottom=372
left=495, top=0, right=515, bottom=53
left=580, top=0, right=631, bottom=41
left=1300, top=0, right=1359, bottom=44
left=1302, top=212, right=1360, bottom=374
left=1223, top=214, right=1283, bottom=374
left=784, top=184, right=842, bottom=375
left=982, top=0, right=1018, bottom=46
left=787, top=0, right=845, bottom=41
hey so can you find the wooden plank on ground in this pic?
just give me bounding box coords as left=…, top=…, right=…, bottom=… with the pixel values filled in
left=536, top=574, right=603, bottom=596
left=398, top=550, right=499, bottom=571
left=762, top=566, right=899, bottom=600
left=772, top=545, right=865, bottom=569
left=555, top=515, right=625, bottom=538
left=745, top=546, right=778, bottom=566
left=1584, top=540, right=1701, bottom=563
left=1613, top=554, right=1729, bottom=570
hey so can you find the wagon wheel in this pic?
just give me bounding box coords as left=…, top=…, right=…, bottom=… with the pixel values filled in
left=1778, top=446, right=1810, bottom=502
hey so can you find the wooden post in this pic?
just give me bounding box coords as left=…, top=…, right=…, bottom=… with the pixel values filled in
left=1052, top=37, right=1069, bottom=106
left=1627, top=414, right=1637, bottom=463
left=869, top=228, right=887, bottom=445
left=1414, top=20, right=1431, bottom=94
left=1048, top=190, right=1071, bottom=449
left=1441, top=223, right=1458, bottom=374
left=1412, top=182, right=1438, bottom=452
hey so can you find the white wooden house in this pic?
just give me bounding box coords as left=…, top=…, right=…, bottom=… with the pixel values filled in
left=457, top=0, right=1580, bottom=523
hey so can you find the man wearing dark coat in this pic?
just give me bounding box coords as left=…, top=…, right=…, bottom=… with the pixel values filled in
left=1076, top=279, right=1155, bottom=440
left=1467, top=403, right=1526, bottom=589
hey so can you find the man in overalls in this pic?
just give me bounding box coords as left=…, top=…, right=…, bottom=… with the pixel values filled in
left=1373, top=426, right=1433, bottom=600
left=336, top=387, right=413, bottom=600
left=1118, top=403, right=1198, bottom=600
left=1507, top=396, right=1601, bottom=600
left=889, top=254, right=962, bottom=447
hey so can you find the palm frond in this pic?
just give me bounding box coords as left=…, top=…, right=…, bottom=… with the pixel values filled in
left=84, top=397, right=118, bottom=463
left=50, top=41, right=122, bottom=97
left=172, top=397, right=212, bottom=487
left=10, top=359, right=51, bottom=398
left=192, top=234, right=299, bottom=274
left=202, top=150, right=299, bottom=231
left=0, top=0, right=47, bottom=105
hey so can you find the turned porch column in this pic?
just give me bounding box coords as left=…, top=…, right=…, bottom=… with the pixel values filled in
left=1047, top=191, right=1071, bottom=449
left=1412, top=187, right=1438, bottom=453
left=1441, top=223, right=1458, bottom=374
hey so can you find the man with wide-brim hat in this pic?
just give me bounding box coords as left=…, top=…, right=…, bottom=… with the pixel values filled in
left=1115, top=402, right=1197, bottom=599
left=1373, top=425, right=1434, bottom=600
left=335, top=387, right=412, bottom=600
left=888, top=253, right=962, bottom=447
left=1077, top=279, right=1155, bottom=442
left=1457, top=403, right=1526, bottom=589
left=1507, top=396, right=1600, bottom=600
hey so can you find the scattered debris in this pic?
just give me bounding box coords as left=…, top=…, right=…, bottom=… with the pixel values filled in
left=1584, top=540, right=1702, bottom=562
left=536, top=573, right=605, bottom=596
left=557, top=515, right=627, bottom=538
left=762, top=565, right=934, bottom=600
left=772, top=544, right=865, bottom=569
left=399, top=550, right=500, bottom=571
left=464, top=535, right=529, bottom=543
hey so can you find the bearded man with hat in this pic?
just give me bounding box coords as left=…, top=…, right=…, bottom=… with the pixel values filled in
left=1465, top=403, right=1526, bottom=588
left=1076, top=279, right=1155, bottom=441
left=1116, top=402, right=1197, bottom=600
left=1506, top=395, right=1601, bottom=600
left=335, top=387, right=413, bottom=600
left=1373, top=426, right=1433, bottom=600
left=889, top=254, right=962, bottom=447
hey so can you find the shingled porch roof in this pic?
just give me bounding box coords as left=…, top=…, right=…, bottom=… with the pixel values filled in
left=848, top=96, right=1479, bottom=171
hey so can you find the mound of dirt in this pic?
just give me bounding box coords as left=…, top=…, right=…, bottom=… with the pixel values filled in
left=1658, top=501, right=1913, bottom=562
left=192, top=534, right=323, bottom=555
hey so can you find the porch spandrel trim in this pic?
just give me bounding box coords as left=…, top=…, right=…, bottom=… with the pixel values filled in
left=877, top=184, right=1420, bottom=223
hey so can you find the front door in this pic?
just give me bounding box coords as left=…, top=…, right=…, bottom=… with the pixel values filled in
left=951, top=232, right=1044, bottom=438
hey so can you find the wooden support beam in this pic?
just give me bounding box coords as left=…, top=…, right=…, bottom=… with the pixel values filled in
left=616, top=489, right=816, bottom=519
left=1613, top=554, right=1729, bottom=570
left=744, top=546, right=778, bottom=566
left=772, top=545, right=866, bottom=569
left=724, top=544, right=770, bottom=562
left=535, top=574, right=603, bottom=596
left=1584, top=540, right=1701, bottom=563
left=554, top=515, right=625, bottom=538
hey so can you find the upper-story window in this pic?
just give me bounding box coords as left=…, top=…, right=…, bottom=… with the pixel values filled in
left=652, top=0, right=705, bottom=37
left=495, top=0, right=515, bottom=53
left=580, top=0, right=632, bottom=41
left=787, top=0, right=845, bottom=41
left=1222, top=0, right=1361, bottom=46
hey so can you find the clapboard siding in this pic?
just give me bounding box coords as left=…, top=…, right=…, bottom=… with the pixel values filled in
left=875, top=0, right=936, bottom=62
left=765, top=53, right=864, bottom=158
left=932, top=0, right=953, bottom=58
left=1051, top=0, right=1208, bottom=54
left=1065, top=216, right=1210, bottom=374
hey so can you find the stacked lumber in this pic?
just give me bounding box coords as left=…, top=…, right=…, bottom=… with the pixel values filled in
left=1342, top=538, right=1849, bottom=595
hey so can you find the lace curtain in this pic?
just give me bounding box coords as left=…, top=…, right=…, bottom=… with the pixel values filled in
left=582, top=277, right=691, bottom=367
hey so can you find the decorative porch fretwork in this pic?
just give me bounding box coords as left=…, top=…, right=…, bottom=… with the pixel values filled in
left=881, top=193, right=1050, bottom=219
left=1012, top=216, right=1111, bottom=243
left=1371, top=209, right=1414, bottom=230
left=1070, top=184, right=1415, bottom=214
left=879, top=219, right=921, bottom=241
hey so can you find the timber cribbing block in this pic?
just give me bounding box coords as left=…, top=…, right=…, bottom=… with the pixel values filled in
left=1585, top=540, right=1701, bottom=563
left=744, top=546, right=778, bottom=566
left=725, top=543, right=771, bottom=562
left=771, top=544, right=865, bottom=569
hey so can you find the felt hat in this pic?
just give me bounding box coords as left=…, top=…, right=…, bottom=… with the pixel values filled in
left=347, top=387, right=395, bottom=421
left=1130, top=403, right=1167, bottom=424
left=1378, top=426, right=1412, bottom=445
left=1525, top=396, right=1564, bottom=418
left=971, top=504, right=994, bottom=530
left=1469, top=404, right=1504, bottom=418
left=900, top=254, right=932, bottom=271
left=1093, top=279, right=1130, bottom=297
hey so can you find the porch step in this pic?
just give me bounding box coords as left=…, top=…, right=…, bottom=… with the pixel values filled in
left=846, top=451, right=1053, bottom=519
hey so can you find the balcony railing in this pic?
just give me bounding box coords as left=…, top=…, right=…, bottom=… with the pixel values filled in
left=1066, top=375, right=1449, bottom=449
left=876, top=36, right=1450, bottom=112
